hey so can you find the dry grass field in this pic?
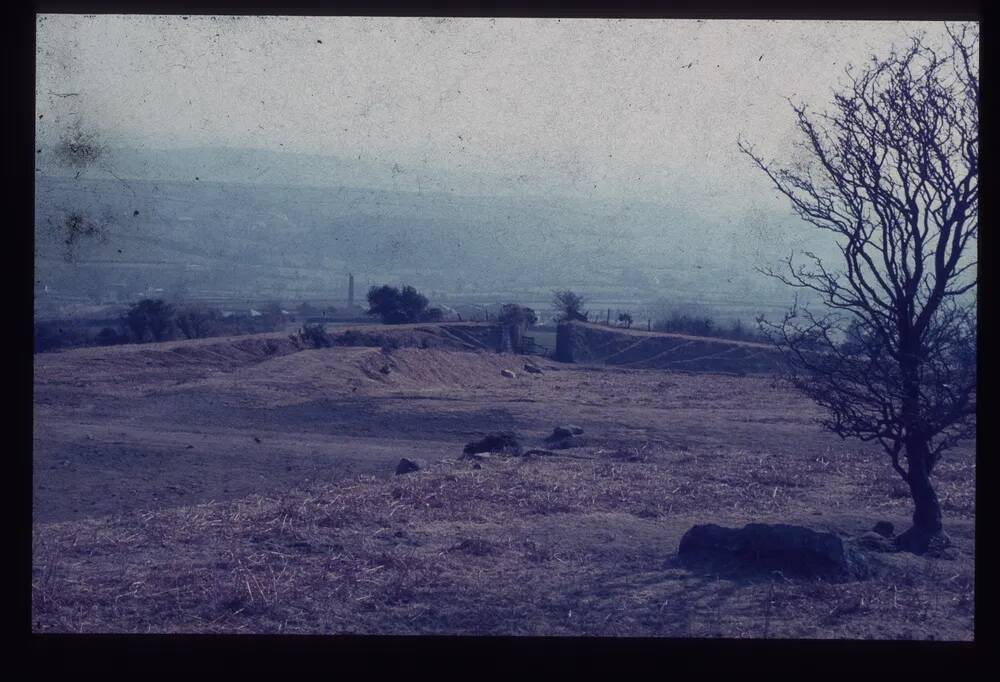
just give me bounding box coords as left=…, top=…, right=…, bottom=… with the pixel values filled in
left=32, top=330, right=975, bottom=638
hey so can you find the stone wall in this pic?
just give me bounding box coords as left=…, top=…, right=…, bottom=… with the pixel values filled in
left=555, top=321, right=783, bottom=374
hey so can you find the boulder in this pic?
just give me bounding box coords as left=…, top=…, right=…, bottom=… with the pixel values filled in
left=523, top=363, right=544, bottom=374
left=395, top=458, right=420, bottom=475
left=872, top=521, right=894, bottom=538
left=677, top=523, right=869, bottom=581
left=500, top=369, right=517, bottom=378
left=544, top=425, right=587, bottom=449
left=463, top=431, right=523, bottom=458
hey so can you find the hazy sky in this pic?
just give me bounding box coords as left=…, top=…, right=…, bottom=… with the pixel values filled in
left=36, top=16, right=970, bottom=211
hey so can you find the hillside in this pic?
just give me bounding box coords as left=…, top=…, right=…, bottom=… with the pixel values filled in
left=33, top=153, right=801, bottom=305
left=32, top=331, right=975, bottom=637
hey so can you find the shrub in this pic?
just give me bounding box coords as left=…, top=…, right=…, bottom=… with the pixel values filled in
left=552, top=290, right=588, bottom=322
left=654, top=313, right=768, bottom=342
left=124, top=299, right=175, bottom=342
left=499, top=304, right=539, bottom=327
left=175, top=307, right=220, bottom=340
left=295, top=323, right=332, bottom=348
left=366, top=284, right=437, bottom=324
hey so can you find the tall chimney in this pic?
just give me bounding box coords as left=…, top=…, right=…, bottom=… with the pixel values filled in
left=348, top=273, right=355, bottom=307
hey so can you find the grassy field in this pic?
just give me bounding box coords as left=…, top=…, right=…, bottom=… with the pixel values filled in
left=32, top=329, right=975, bottom=637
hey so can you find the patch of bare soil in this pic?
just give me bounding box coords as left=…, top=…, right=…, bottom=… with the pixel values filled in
left=32, top=333, right=975, bottom=637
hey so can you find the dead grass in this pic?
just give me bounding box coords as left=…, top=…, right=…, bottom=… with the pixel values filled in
left=33, top=441, right=975, bottom=638
left=32, top=335, right=975, bottom=638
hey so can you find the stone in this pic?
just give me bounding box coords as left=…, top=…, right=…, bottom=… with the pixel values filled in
left=544, top=426, right=587, bottom=449
left=872, top=521, right=894, bottom=538
left=395, top=458, right=420, bottom=475
left=523, top=363, right=543, bottom=374
left=463, top=431, right=522, bottom=457
left=500, top=369, right=517, bottom=378
left=677, top=522, right=869, bottom=581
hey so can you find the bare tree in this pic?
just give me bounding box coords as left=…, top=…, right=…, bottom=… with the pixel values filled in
left=739, top=25, right=978, bottom=554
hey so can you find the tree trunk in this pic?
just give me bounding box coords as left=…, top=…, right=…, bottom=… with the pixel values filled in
left=896, top=438, right=948, bottom=554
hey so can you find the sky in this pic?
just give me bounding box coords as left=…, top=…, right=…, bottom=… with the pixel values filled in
left=35, top=16, right=971, bottom=208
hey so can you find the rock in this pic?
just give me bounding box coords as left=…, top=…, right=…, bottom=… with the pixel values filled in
left=523, top=363, right=543, bottom=374
left=380, top=365, right=391, bottom=375
left=544, top=426, right=587, bottom=449
left=522, top=449, right=558, bottom=457
left=500, top=369, right=517, bottom=378
left=872, top=521, right=894, bottom=538
left=546, top=425, right=585, bottom=441
left=677, top=523, right=869, bottom=581
left=471, top=462, right=482, bottom=469
left=463, top=431, right=522, bottom=457
left=395, top=458, right=420, bottom=475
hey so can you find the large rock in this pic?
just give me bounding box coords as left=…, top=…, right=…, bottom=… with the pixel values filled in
left=544, top=425, right=587, bottom=449
left=523, top=363, right=544, bottom=374
left=872, top=521, right=894, bottom=538
left=677, top=523, right=869, bottom=581
left=463, top=431, right=523, bottom=458
left=395, top=458, right=420, bottom=475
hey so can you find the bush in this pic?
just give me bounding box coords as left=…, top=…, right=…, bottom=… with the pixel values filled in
left=552, top=290, right=588, bottom=322
left=654, top=313, right=767, bottom=343
left=366, top=284, right=438, bottom=324
left=124, top=299, right=175, bottom=342
left=294, top=323, right=332, bottom=348
left=175, top=307, right=220, bottom=339
left=499, top=304, right=538, bottom=327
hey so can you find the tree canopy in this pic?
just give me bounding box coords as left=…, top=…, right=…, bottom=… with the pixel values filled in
left=366, top=285, right=441, bottom=324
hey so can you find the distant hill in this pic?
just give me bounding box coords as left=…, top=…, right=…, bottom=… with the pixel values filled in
left=34, top=146, right=806, bottom=308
